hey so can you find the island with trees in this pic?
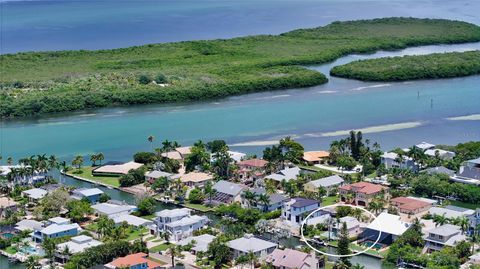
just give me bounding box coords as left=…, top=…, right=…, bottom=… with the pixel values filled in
left=330, top=50, right=480, bottom=81
left=1, top=18, right=480, bottom=118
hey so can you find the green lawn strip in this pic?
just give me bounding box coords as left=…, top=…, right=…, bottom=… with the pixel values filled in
left=67, top=166, right=120, bottom=187
left=184, top=202, right=215, bottom=212
left=145, top=236, right=156, bottom=241
left=85, top=222, right=98, bottom=232
left=448, top=200, right=479, bottom=210
left=2, top=18, right=480, bottom=118
left=147, top=257, right=166, bottom=265
left=151, top=239, right=163, bottom=243
left=149, top=243, right=174, bottom=253
left=4, top=246, right=17, bottom=254
left=322, top=196, right=339, bottom=206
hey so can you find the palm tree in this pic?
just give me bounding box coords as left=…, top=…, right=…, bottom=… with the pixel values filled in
left=258, top=193, right=271, bottom=212
left=433, top=214, right=449, bottom=227
left=90, top=154, right=98, bottom=166
left=167, top=245, right=178, bottom=267
left=264, top=179, right=277, bottom=195
left=352, top=263, right=365, bottom=269
left=242, top=190, right=257, bottom=208
left=6, top=156, right=13, bottom=165
left=204, top=181, right=216, bottom=205
left=97, top=153, right=105, bottom=165
left=24, top=255, right=41, bottom=269
left=61, top=245, right=72, bottom=264
left=367, top=200, right=384, bottom=216
left=147, top=135, right=155, bottom=151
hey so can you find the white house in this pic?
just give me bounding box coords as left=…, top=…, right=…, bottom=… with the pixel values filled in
left=228, top=234, right=277, bottom=259
left=56, top=235, right=102, bottom=258
left=360, top=213, right=409, bottom=245
left=264, top=166, right=301, bottom=183
left=304, top=175, right=344, bottom=196
left=424, top=224, right=467, bottom=253
left=151, top=208, right=209, bottom=242
left=91, top=202, right=137, bottom=218
left=112, top=214, right=153, bottom=227
left=178, top=234, right=216, bottom=253
left=380, top=152, right=419, bottom=172
left=22, top=188, right=48, bottom=202
left=424, top=149, right=456, bottom=160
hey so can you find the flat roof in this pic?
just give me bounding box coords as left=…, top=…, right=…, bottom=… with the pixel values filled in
left=366, top=212, right=409, bottom=236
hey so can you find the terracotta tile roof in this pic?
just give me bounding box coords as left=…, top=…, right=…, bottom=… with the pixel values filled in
left=237, top=159, right=268, bottom=168
left=303, top=151, right=330, bottom=162
left=339, top=182, right=385, bottom=195
left=109, top=253, right=162, bottom=269
left=391, top=197, right=430, bottom=211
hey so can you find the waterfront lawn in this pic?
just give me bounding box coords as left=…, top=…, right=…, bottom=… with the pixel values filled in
left=449, top=200, right=479, bottom=210
left=85, top=222, right=98, bottom=232
left=4, top=246, right=17, bottom=254
left=184, top=202, right=215, bottom=212
left=69, top=166, right=120, bottom=187
left=2, top=18, right=480, bottom=118
left=149, top=243, right=173, bottom=253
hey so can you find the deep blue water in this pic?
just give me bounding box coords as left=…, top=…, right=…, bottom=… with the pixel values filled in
left=1, top=0, right=480, bottom=54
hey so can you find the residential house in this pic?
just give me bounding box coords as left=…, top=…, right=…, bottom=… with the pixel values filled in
left=360, top=212, right=409, bottom=245
left=424, top=149, right=456, bottom=160
left=211, top=180, right=247, bottom=204
left=415, top=142, right=436, bottom=151
left=333, top=216, right=363, bottom=238
left=282, top=197, right=323, bottom=226
left=390, top=197, right=432, bottom=215
left=264, top=166, right=301, bottom=183
left=178, top=234, right=216, bottom=254
left=266, top=248, right=320, bottom=269
left=92, top=161, right=143, bottom=176
left=0, top=165, right=47, bottom=185
left=304, top=175, right=344, bottom=196
left=423, top=166, right=455, bottom=177
left=91, top=202, right=137, bottom=218
left=180, top=172, right=213, bottom=188
left=112, top=214, right=153, bottom=227
left=303, top=151, right=330, bottom=165
left=71, top=188, right=104, bottom=203
left=161, top=147, right=192, bottom=161
left=424, top=224, right=467, bottom=253
left=236, top=159, right=269, bottom=182
left=151, top=208, right=208, bottom=241
left=339, top=182, right=388, bottom=207
left=32, top=217, right=81, bottom=242
left=56, top=235, right=102, bottom=260
left=105, top=252, right=163, bottom=269
left=0, top=197, right=18, bottom=218
left=228, top=151, right=246, bottom=163
left=248, top=188, right=288, bottom=212
left=145, top=170, right=174, bottom=183
left=428, top=206, right=475, bottom=219
left=468, top=209, right=480, bottom=236
left=228, top=234, right=277, bottom=259
left=15, top=219, right=44, bottom=232
left=380, top=152, right=419, bottom=172
left=452, top=157, right=480, bottom=185
left=21, top=188, right=48, bottom=202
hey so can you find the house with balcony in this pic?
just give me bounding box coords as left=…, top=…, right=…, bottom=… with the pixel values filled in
left=236, top=158, right=269, bottom=182
left=32, top=217, right=81, bottom=243
left=228, top=234, right=277, bottom=260
left=150, top=208, right=208, bottom=242
left=339, top=182, right=388, bottom=207
left=282, top=197, right=324, bottom=226
left=424, top=224, right=467, bottom=253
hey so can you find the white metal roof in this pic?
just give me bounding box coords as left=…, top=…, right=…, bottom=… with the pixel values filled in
left=366, top=213, right=409, bottom=236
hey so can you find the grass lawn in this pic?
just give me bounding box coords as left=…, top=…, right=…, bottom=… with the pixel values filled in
left=145, top=236, right=156, bottom=241
left=4, top=246, right=17, bottom=254
left=152, top=238, right=163, bottom=243
left=149, top=243, right=173, bottom=253
left=85, top=222, right=98, bottom=232
left=325, top=262, right=335, bottom=269
left=68, top=166, right=120, bottom=187
left=147, top=257, right=166, bottom=265
left=126, top=227, right=148, bottom=241
left=322, top=195, right=338, bottom=206
left=184, top=202, right=215, bottom=212
left=449, top=200, right=479, bottom=210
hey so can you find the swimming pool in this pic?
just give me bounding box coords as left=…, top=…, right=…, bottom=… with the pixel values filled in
left=1, top=233, right=15, bottom=239
left=361, top=240, right=384, bottom=250
left=19, top=246, right=44, bottom=256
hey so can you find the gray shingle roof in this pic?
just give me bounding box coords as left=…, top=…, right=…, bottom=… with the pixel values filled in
left=308, top=175, right=344, bottom=188
left=228, top=234, right=277, bottom=253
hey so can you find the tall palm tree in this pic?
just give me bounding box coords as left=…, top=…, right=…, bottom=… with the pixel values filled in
left=258, top=193, right=271, bottom=212
left=6, top=156, right=13, bottom=165
left=167, top=245, right=178, bottom=267
left=242, top=190, right=257, bottom=208
left=147, top=135, right=155, bottom=151
left=352, top=263, right=365, bottom=269
left=90, top=154, right=98, bottom=166
left=96, top=152, right=105, bottom=165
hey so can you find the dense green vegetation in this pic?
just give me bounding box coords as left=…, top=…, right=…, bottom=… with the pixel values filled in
left=331, top=50, right=480, bottom=81
left=2, top=18, right=480, bottom=117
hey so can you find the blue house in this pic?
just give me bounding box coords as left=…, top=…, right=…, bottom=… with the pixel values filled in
left=282, top=197, right=323, bottom=226
left=32, top=217, right=80, bottom=242
left=71, top=188, right=104, bottom=204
